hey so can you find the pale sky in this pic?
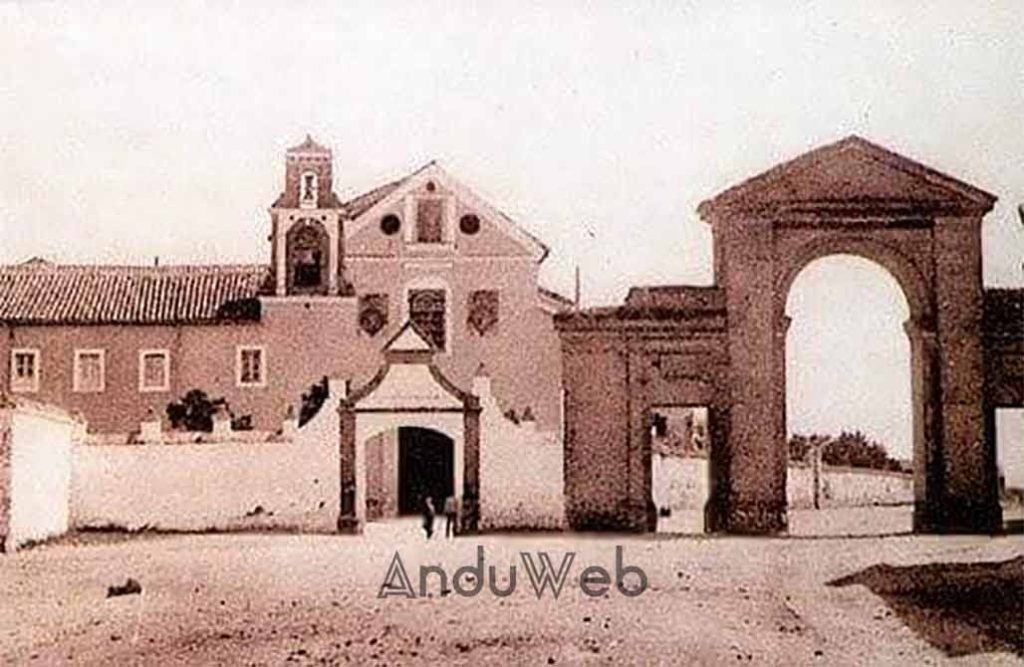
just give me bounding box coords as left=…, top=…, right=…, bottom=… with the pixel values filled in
left=1, top=2, right=1021, bottom=470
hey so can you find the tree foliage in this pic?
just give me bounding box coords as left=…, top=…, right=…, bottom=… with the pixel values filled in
left=166, top=389, right=253, bottom=432
left=299, top=376, right=329, bottom=427
left=788, top=430, right=908, bottom=471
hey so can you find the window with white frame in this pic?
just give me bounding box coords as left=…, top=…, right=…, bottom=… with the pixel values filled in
left=138, top=349, right=170, bottom=392
left=73, top=349, right=105, bottom=393
left=10, top=348, right=40, bottom=393
left=236, top=346, right=266, bottom=387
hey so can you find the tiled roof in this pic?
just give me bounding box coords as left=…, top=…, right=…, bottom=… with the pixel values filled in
left=538, top=286, right=574, bottom=309
left=341, top=179, right=407, bottom=219
left=0, top=262, right=270, bottom=325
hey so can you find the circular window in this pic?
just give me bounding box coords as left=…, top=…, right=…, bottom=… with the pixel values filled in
left=425, top=181, right=437, bottom=193
left=380, top=214, right=401, bottom=236
left=459, top=214, right=481, bottom=235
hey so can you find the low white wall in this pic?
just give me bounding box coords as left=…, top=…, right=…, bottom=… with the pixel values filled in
left=5, top=400, right=77, bottom=550
left=476, top=377, right=565, bottom=530
left=653, top=456, right=914, bottom=512
left=652, top=455, right=708, bottom=511
left=70, top=384, right=341, bottom=533
left=787, top=464, right=914, bottom=509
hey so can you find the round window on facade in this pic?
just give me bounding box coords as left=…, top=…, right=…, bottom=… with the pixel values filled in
left=459, top=214, right=481, bottom=236
left=380, top=214, right=401, bottom=236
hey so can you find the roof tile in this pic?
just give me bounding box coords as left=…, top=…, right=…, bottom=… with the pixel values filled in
left=0, top=263, right=270, bottom=325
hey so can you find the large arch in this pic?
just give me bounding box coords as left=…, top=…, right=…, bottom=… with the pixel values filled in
left=699, top=137, right=1002, bottom=534
left=556, top=136, right=1005, bottom=535
left=781, top=252, right=915, bottom=532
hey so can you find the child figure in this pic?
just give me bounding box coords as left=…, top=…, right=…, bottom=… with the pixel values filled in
left=422, top=496, right=436, bottom=539
left=443, top=494, right=459, bottom=538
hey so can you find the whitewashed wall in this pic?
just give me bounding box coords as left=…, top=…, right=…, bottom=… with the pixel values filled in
left=652, top=455, right=708, bottom=511
left=787, top=464, right=914, bottom=508
left=5, top=400, right=78, bottom=550
left=476, top=376, right=565, bottom=530
left=653, top=456, right=914, bottom=512
left=70, top=383, right=341, bottom=533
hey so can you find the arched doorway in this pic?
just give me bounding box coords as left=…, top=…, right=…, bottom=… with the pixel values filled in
left=783, top=254, right=915, bottom=534
left=398, top=427, right=454, bottom=515
left=361, top=426, right=456, bottom=520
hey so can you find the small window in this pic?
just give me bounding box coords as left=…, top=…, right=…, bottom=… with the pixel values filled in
left=380, top=214, right=401, bottom=236
left=408, top=289, right=446, bottom=350
left=73, top=349, right=105, bottom=393
left=10, top=348, right=40, bottom=393
left=300, top=171, right=318, bottom=207
left=459, top=214, right=481, bottom=236
left=138, top=349, right=170, bottom=392
left=236, top=346, right=266, bottom=388
left=415, top=199, right=444, bottom=243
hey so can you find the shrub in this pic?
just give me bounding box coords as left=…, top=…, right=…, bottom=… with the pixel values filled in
left=299, top=376, right=329, bottom=426
left=787, top=430, right=906, bottom=471
left=166, top=389, right=223, bottom=432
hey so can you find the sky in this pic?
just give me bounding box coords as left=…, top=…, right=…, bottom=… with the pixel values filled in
left=0, top=2, right=1021, bottom=471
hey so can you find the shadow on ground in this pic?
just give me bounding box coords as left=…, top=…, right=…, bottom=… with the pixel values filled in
left=828, top=556, right=1023, bottom=658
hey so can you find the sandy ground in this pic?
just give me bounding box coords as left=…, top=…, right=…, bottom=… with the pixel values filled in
left=658, top=506, right=918, bottom=536
left=1, top=520, right=1022, bottom=666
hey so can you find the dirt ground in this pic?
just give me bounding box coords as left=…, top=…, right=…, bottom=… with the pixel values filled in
left=1, top=521, right=1022, bottom=666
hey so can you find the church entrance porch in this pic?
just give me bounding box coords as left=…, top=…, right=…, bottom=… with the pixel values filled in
left=337, top=321, right=481, bottom=534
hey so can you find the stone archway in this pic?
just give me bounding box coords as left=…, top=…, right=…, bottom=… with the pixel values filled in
left=699, top=136, right=1001, bottom=534
left=557, top=136, right=1007, bottom=535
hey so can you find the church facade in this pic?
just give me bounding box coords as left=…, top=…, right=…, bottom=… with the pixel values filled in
left=0, top=136, right=569, bottom=463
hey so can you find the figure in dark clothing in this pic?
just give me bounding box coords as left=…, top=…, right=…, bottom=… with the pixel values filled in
left=422, top=496, right=436, bottom=539
left=443, top=494, right=459, bottom=538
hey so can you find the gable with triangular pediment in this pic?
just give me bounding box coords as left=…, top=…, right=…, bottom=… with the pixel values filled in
left=344, top=163, right=547, bottom=261
left=383, top=320, right=435, bottom=354
left=699, top=136, right=996, bottom=219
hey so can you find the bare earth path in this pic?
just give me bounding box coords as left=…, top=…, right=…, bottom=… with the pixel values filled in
left=1, top=523, right=1021, bottom=666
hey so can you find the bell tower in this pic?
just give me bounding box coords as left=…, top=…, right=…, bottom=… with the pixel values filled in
left=269, top=135, right=345, bottom=296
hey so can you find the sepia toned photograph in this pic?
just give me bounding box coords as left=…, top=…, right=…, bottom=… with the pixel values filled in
left=0, top=2, right=1021, bottom=664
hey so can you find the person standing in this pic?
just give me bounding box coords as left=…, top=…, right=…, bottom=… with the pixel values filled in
left=443, top=494, right=459, bottom=538
left=422, top=496, right=436, bottom=539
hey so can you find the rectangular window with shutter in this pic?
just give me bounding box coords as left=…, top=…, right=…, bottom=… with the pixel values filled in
left=138, top=349, right=170, bottom=392
left=236, top=346, right=266, bottom=388
left=73, top=349, right=105, bottom=393
left=10, top=348, right=40, bottom=393
left=415, top=199, right=444, bottom=243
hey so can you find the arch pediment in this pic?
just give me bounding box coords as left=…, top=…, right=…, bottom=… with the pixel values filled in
left=346, top=320, right=474, bottom=412
left=699, top=136, right=996, bottom=219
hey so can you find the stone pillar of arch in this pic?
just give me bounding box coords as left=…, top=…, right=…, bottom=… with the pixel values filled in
left=718, top=222, right=789, bottom=534
left=904, top=317, right=943, bottom=531
left=931, top=216, right=1002, bottom=532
